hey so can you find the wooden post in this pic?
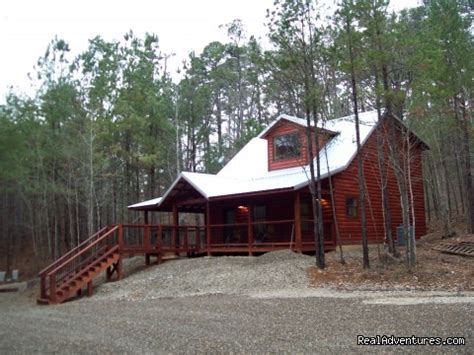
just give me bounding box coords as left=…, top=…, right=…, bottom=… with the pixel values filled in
left=294, top=191, right=302, bottom=252
left=144, top=210, right=149, bottom=224
left=40, top=275, right=46, bottom=299
left=117, top=258, right=123, bottom=280
left=247, top=204, right=254, bottom=256
left=87, top=281, right=93, bottom=297
left=156, top=225, right=162, bottom=264
left=184, top=227, right=189, bottom=256
left=118, top=224, right=124, bottom=253
left=172, top=204, right=178, bottom=255
left=206, top=202, right=211, bottom=256
left=117, top=225, right=124, bottom=280
left=144, top=224, right=151, bottom=264
left=49, top=274, right=56, bottom=304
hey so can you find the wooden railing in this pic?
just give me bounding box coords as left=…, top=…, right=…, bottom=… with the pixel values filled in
left=39, top=220, right=335, bottom=302
left=120, top=224, right=206, bottom=255
left=39, top=225, right=121, bottom=302
left=116, top=220, right=334, bottom=253
left=118, top=220, right=332, bottom=254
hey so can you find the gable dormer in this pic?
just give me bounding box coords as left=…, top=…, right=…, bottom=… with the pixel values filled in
left=261, top=117, right=335, bottom=171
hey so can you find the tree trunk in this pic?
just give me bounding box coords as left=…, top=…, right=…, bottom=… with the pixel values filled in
left=458, top=95, right=474, bottom=232
left=324, top=144, right=344, bottom=264
left=454, top=149, right=466, bottom=215
left=346, top=17, right=369, bottom=269
left=374, top=86, right=396, bottom=256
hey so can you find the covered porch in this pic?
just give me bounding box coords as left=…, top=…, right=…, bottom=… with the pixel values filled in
left=127, top=176, right=336, bottom=257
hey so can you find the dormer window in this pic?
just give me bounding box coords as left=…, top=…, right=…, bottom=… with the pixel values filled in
left=273, top=132, right=301, bottom=161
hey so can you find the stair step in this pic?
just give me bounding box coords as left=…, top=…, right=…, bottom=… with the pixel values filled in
left=44, top=249, right=120, bottom=304
left=69, top=280, right=77, bottom=287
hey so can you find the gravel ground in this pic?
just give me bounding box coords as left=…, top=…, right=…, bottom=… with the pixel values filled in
left=0, top=290, right=472, bottom=353
left=93, top=250, right=314, bottom=301
left=0, top=250, right=472, bottom=353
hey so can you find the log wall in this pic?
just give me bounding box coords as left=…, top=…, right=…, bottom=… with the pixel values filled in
left=331, top=119, right=427, bottom=244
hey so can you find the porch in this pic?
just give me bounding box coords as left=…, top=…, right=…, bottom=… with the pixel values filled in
left=128, top=189, right=336, bottom=257
left=38, top=190, right=336, bottom=304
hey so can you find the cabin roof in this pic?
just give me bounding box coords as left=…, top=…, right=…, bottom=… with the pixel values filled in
left=258, top=114, right=338, bottom=139
left=128, top=110, right=428, bottom=210
left=128, top=197, right=162, bottom=210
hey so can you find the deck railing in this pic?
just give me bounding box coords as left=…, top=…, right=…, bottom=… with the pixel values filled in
left=117, top=219, right=333, bottom=255
left=40, top=220, right=334, bottom=298
left=39, top=225, right=121, bottom=303
left=119, top=224, right=206, bottom=255
left=39, top=220, right=334, bottom=302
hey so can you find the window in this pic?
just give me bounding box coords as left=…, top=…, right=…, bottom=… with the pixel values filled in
left=346, top=197, right=358, bottom=218
left=273, top=132, right=301, bottom=160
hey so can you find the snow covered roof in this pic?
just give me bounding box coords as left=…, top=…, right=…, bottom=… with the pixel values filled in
left=129, top=110, right=389, bottom=210
left=217, top=110, right=379, bottom=184
left=258, top=114, right=337, bottom=138
left=128, top=197, right=162, bottom=210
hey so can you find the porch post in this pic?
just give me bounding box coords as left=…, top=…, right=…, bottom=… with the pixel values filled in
left=294, top=191, right=302, bottom=252
left=144, top=224, right=151, bottom=265
left=117, top=225, right=124, bottom=280
left=206, top=202, right=211, bottom=256
left=172, top=204, right=178, bottom=255
left=247, top=204, right=254, bottom=256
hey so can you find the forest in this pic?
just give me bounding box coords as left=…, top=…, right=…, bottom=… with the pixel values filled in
left=0, top=0, right=472, bottom=273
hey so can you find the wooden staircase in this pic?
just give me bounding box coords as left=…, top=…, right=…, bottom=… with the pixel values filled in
left=38, top=225, right=124, bottom=305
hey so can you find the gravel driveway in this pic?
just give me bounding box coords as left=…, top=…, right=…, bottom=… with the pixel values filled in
left=0, top=251, right=472, bottom=353
left=0, top=291, right=472, bottom=353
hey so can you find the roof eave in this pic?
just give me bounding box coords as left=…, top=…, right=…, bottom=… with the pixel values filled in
left=259, top=115, right=338, bottom=139
left=208, top=187, right=294, bottom=201
left=156, top=172, right=210, bottom=209
left=384, top=111, right=430, bottom=151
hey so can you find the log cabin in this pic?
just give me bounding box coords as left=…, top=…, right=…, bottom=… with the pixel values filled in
left=129, top=109, right=428, bottom=253
left=38, top=110, right=428, bottom=304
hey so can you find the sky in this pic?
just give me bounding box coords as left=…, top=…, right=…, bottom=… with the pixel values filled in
left=0, top=0, right=419, bottom=104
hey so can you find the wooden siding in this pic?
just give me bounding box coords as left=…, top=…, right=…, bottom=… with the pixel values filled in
left=166, top=118, right=427, bottom=248
left=331, top=119, right=427, bottom=244
left=264, top=120, right=329, bottom=171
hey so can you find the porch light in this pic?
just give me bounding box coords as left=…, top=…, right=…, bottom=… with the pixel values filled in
left=238, top=205, right=249, bottom=212
left=315, top=198, right=328, bottom=206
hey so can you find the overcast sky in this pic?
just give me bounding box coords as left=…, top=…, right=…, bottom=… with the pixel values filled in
left=0, top=0, right=419, bottom=104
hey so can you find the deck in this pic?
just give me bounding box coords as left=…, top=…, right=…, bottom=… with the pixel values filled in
left=121, top=220, right=335, bottom=258
left=38, top=221, right=334, bottom=304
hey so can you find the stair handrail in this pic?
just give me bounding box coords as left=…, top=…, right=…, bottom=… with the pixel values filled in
left=47, top=225, right=120, bottom=279
left=38, top=226, right=109, bottom=278
left=40, top=225, right=120, bottom=301
left=65, top=244, right=120, bottom=289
